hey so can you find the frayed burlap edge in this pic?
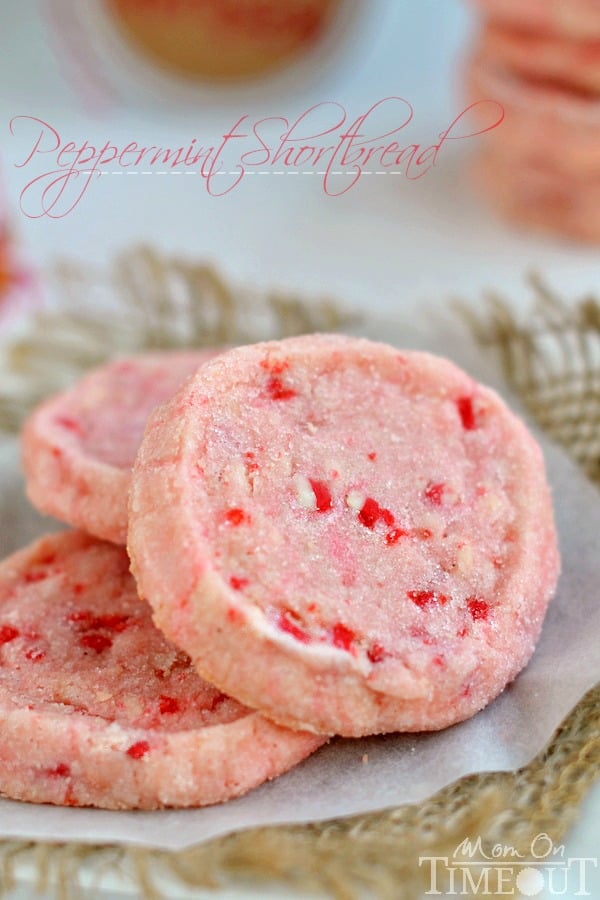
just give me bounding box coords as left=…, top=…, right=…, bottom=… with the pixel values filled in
left=1, top=686, right=598, bottom=899
left=0, top=245, right=357, bottom=435
left=0, top=254, right=598, bottom=899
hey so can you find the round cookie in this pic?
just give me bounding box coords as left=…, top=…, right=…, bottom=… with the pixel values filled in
left=128, top=335, right=560, bottom=737
left=105, top=0, right=338, bottom=82
left=0, top=531, right=324, bottom=810
left=473, top=148, right=600, bottom=244
left=22, top=350, right=220, bottom=545
left=465, top=50, right=600, bottom=177
left=470, top=0, right=600, bottom=40
left=480, top=21, right=600, bottom=95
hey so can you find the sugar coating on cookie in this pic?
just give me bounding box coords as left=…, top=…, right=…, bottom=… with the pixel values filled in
left=0, top=531, right=323, bottom=809
left=22, top=351, right=220, bottom=544
left=128, top=335, right=560, bottom=737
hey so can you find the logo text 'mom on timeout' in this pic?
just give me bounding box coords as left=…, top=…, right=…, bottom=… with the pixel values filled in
left=419, top=833, right=598, bottom=896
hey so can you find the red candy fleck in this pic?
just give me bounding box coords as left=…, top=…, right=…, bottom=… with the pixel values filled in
left=55, top=415, right=83, bottom=434
left=89, top=614, right=131, bottom=633
left=409, top=625, right=435, bottom=645
left=358, top=497, right=395, bottom=529
left=64, top=784, right=77, bottom=806
left=225, top=507, right=248, bottom=526
left=367, top=642, right=386, bottom=663
left=407, top=590, right=448, bottom=609
left=467, top=598, right=490, bottom=621
left=278, top=610, right=310, bottom=644
left=457, top=396, right=477, bottom=430
left=68, top=611, right=131, bottom=633
left=25, top=648, right=45, bottom=662
left=208, top=692, right=227, bottom=713
left=0, top=625, right=19, bottom=645
left=260, top=358, right=288, bottom=374
left=413, top=528, right=433, bottom=540
left=359, top=500, right=381, bottom=527
left=229, top=576, right=249, bottom=591
left=309, top=479, right=332, bottom=512
left=244, top=451, right=259, bottom=473
left=67, top=610, right=90, bottom=622
left=457, top=626, right=468, bottom=638
left=424, top=482, right=445, bottom=505
left=386, top=527, right=408, bottom=545
left=80, top=633, right=112, bottom=653
left=226, top=607, right=244, bottom=624
left=332, top=623, right=356, bottom=652
left=266, top=376, right=296, bottom=401
left=127, top=741, right=150, bottom=760
left=159, top=695, right=180, bottom=714
left=367, top=452, right=377, bottom=461
left=433, top=655, right=445, bottom=667
left=48, top=763, right=70, bottom=778
left=24, top=571, right=49, bottom=584
left=39, top=554, right=56, bottom=566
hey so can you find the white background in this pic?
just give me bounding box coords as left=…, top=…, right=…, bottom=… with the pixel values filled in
left=0, top=1, right=598, bottom=897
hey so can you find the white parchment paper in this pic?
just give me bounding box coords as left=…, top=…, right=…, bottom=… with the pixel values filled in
left=0, top=313, right=598, bottom=851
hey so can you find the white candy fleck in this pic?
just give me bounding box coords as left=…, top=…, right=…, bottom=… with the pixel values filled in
left=123, top=697, right=144, bottom=718
left=293, top=474, right=317, bottom=510
left=482, top=491, right=505, bottom=520
left=95, top=690, right=113, bottom=702
left=456, top=543, right=474, bottom=574
left=306, top=421, right=317, bottom=434
left=223, top=461, right=250, bottom=494
left=346, top=490, right=366, bottom=511
left=419, top=511, right=441, bottom=535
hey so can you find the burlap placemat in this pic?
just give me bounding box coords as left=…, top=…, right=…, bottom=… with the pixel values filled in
left=0, top=250, right=598, bottom=899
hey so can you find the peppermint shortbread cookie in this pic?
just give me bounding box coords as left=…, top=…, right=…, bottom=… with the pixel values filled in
left=0, top=531, right=324, bottom=809
left=22, top=351, right=220, bottom=544
left=129, top=335, right=560, bottom=737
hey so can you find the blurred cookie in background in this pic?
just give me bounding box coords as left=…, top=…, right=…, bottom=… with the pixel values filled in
left=43, top=0, right=363, bottom=110
left=473, top=147, right=600, bottom=244
left=465, top=0, right=600, bottom=243
left=478, top=21, right=600, bottom=95
left=470, top=0, right=600, bottom=40
left=105, top=0, right=340, bottom=82
left=466, top=51, right=600, bottom=176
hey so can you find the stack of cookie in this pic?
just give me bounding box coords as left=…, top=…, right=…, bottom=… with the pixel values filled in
left=0, top=337, right=560, bottom=809
left=466, top=0, right=600, bottom=243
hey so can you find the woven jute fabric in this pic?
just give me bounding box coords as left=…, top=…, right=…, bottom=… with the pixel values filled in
left=0, top=251, right=598, bottom=899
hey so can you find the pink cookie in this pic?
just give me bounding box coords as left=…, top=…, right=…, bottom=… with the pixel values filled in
left=473, top=148, right=600, bottom=244
left=128, top=335, right=560, bottom=737
left=471, top=0, right=600, bottom=40
left=480, top=21, right=600, bottom=94
left=0, top=531, right=324, bottom=810
left=22, top=351, right=220, bottom=545
left=465, top=50, right=600, bottom=177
